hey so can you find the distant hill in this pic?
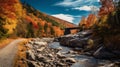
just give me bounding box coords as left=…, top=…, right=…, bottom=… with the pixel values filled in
left=46, top=15, right=77, bottom=28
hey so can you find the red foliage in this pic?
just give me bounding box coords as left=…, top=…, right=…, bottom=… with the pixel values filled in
left=99, top=0, right=115, bottom=16
left=0, top=0, right=18, bottom=18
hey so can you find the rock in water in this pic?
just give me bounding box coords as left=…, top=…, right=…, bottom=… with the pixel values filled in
left=69, top=38, right=87, bottom=48
left=59, top=36, right=74, bottom=46
left=65, top=58, right=76, bottom=63
left=57, top=52, right=66, bottom=58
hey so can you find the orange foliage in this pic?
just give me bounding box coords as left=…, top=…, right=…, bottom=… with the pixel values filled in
left=39, top=19, right=46, bottom=26
left=53, top=26, right=64, bottom=36
left=47, top=23, right=52, bottom=27
left=47, top=28, right=50, bottom=34
left=79, top=17, right=87, bottom=26
left=25, top=16, right=38, bottom=29
left=79, top=14, right=97, bottom=28
left=86, top=14, right=97, bottom=27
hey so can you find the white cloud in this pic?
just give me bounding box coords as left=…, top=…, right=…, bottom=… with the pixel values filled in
left=55, top=0, right=83, bottom=7
left=98, top=0, right=100, bottom=2
left=72, top=6, right=99, bottom=11
left=73, top=6, right=91, bottom=11
left=55, top=0, right=99, bottom=7
left=74, top=15, right=82, bottom=18
left=52, top=14, right=74, bottom=23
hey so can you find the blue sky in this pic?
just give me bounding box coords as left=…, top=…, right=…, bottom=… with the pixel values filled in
left=20, top=0, right=100, bottom=25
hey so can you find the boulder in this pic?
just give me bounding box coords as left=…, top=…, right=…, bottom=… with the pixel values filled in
left=93, top=46, right=117, bottom=59
left=56, top=47, right=62, bottom=50
left=34, top=42, right=47, bottom=46
left=27, top=61, right=39, bottom=67
left=56, top=62, right=65, bottom=66
left=26, top=50, right=36, bottom=60
left=59, top=36, right=74, bottom=46
left=65, top=58, right=76, bottom=63
left=57, top=52, right=66, bottom=58
left=41, top=38, right=54, bottom=43
left=37, top=54, right=52, bottom=63
left=37, top=47, right=45, bottom=52
left=28, top=41, right=34, bottom=44
left=26, top=44, right=33, bottom=49
left=77, top=30, right=93, bottom=38
left=47, top=54, right=53, bottom=58
left=69, top=38, right=87, bottom=48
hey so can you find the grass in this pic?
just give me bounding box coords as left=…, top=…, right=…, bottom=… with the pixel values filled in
left=14, top=39, right=29, bottom=67
left=0, top=38, right=14, bottom=49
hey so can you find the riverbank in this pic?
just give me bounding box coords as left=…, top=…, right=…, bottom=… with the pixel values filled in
left=21, top=37, right=120, bottom=67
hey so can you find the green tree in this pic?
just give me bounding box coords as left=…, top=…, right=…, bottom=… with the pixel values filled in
left=0, top=17, right=8, bottom=39
left=15, top=19, right=27, bottom=37
left=26, top=22, right=34, bottom=38
left=50, top=26, right=55, bottom=36
left=37, top=22, right=43, bottom=37
left=44, top=23, right=48, bottom=34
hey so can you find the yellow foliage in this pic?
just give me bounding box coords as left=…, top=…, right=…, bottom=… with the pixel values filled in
left=3, top=18, right=17, bottom=34
left=14, top=3, right=23, bottom=18
left=0, top=39, right=14, bottom=49
left=99, top=15, right=108, bottom=26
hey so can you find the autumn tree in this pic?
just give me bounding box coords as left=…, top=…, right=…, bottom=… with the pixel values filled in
left=78, top=17, right=86, bottom=31
left=99, top=0, right=115, bottom=16
left=93, top=0, right=120, bottom=50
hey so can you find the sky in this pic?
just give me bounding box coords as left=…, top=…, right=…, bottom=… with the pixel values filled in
left=20, top=0, right=100, bottom=25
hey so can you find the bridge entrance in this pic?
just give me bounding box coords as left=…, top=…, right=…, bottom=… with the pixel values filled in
left=64, top=27, right=81, bottom=35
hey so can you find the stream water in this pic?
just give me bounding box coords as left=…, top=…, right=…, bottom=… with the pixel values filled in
left=48, top=42, right=100, bottom=67
left=48, top=41, right=117, bottom=67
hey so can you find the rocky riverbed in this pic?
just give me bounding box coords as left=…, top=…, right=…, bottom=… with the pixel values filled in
left=26, top=38, right=77, bottom=67
left=25, top=30, right=120, bottom=67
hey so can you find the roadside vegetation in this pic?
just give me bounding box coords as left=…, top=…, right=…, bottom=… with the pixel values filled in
left=0, top=39, right=14, bottom=49
left=14, top=39, right=28, bottom=67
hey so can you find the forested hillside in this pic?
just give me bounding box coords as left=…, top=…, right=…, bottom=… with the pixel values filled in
left=0, top=0, right=76, bottom=39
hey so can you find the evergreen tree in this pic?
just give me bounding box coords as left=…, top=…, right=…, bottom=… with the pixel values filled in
left=44, top=23, right=48, bottom=34
left=26, top=22, right=34, bottom=38
left=37, top=22, right=43, bottom=37
left=50, top=26, right=55, bottom=36
left=0, top=17, right=8, bottom=39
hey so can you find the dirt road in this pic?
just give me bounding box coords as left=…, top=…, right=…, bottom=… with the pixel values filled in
left=0, top=39, right=25, bottom=67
